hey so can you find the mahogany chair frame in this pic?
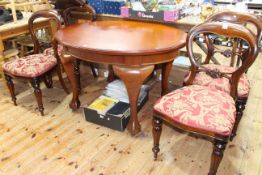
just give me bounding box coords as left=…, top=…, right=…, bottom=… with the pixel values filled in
left=153, top=22, right=259, bottom=175
left=62, top=3, right=98, bottom=92
left=3, top=10, right=69, bottom=116
left=202, top=11, right=262, bottom=140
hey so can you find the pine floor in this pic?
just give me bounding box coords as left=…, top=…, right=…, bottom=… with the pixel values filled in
left=0, top=53, right=261, bottom=175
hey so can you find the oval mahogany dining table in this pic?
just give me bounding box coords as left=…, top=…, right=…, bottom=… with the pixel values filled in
left=55, top=20, right=187, bottom=135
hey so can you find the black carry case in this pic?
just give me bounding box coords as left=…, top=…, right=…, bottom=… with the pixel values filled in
left=83, top=92, right=149, bottom=131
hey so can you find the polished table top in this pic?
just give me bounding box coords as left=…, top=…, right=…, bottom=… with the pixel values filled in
left=55, top=20, right=186, bottom=56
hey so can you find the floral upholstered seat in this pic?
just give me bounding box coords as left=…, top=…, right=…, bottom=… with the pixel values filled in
left=43, top=44, right=63, bottom=56
left=154, top=85, right=236, bottom=136
left=3, top=54, right=57, bottom=78
left=185, top=64, right=250, bottom=98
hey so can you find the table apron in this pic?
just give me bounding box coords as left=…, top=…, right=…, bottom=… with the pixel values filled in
left=65, top=47, right=180, bottom=66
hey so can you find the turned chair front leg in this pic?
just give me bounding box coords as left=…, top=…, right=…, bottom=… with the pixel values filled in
left=30, top=78, right=44, bottom=116
left=4, top=74, right=17, bottom=106
left=209, top=139, right=227, bottom=175
left=152, top=116, right=163, bottom=160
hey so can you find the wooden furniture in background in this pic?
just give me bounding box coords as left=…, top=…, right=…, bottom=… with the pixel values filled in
left=153, top=22, right=258, bottom=175
left=4, top=0, right=51, bottom=22
left=3, top=48, right=19, bottom=60
left=2, top=10, right=68, bottom=116
left=55, top=20, right=187, bottom=135
left=16, top=35, right=34, bottom=56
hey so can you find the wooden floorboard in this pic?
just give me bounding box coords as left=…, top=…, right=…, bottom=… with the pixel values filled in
left=0, top=53, right=262, bottom=175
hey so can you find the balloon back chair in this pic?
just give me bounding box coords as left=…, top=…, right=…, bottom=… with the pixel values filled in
left=152, top=22, right=258, bottom=175
left=206, top=11, right=262, bottom=48
left=61, top=3, right=97, bottom=92
left=63, top=3, right=96, bottom=25
left=2, top=10, right=69, bottom=116
left=187, top=11, right=262, bottom=140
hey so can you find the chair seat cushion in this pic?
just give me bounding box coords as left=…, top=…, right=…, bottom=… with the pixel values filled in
left=43, top=44, right=63, bottom=56
left=154, top=85, right=236, bottom=136
left=2, top=54, right=57, bottom=78
left=185, top=64, right=250, bottom=98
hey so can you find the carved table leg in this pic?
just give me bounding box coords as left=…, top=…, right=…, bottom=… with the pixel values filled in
left=74, top=59, right=81, bottom=93
left=113, top=65, right=154, bottom=135
left=161, top=61, right=173, bottom=96
left=89, top=63, right=98, bottom=78
left=60, top=52, right=80, bottom=110
left=107, top=64, right=116, bottom=82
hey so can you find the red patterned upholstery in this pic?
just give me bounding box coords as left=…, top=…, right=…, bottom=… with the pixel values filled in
left=154, top=85, right=236, bottom=136
left=185, top=64, right=250, bottom=98
left=3, top=54, right=57, bottom=78
left=43, top=44, right=63, bottom=56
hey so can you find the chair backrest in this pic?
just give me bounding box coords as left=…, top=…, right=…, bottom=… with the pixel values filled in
left=185, top=22, right=259, bottom=99
left=204, top=11, right=262, bottom=66
left=28, top=10, right=62, bottom=54
left=63, top=4, right=96, bottom=26
left=206, top=11, right=262, bottom=43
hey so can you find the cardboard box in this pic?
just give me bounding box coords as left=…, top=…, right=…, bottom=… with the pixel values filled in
left=83, top=92, right=148, bottom=131
left=121, top=7, right=180, bottom=22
